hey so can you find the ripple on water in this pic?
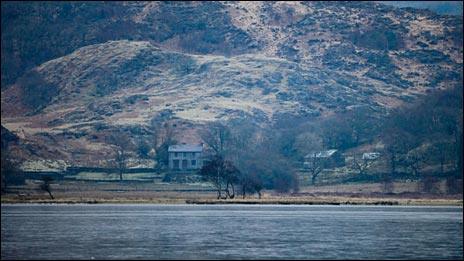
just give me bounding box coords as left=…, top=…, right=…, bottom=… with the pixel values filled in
left=1, top=204, right=463, bottom=260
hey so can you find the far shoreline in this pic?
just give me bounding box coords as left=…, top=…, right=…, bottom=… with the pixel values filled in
left=2, top=180, right=462, bottom=206
left=2, top=196, right=462, bottom=206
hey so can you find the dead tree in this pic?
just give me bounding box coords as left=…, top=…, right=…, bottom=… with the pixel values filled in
left=305, top=153, right=324, bottom=185
left=381, top=172, right=394, bottom=194
left=350, top=153, right=378, bottom=176
left=199, top=156, right=239, bottom=199
left=238, top=170, right=263, bottom=199
left=154, top=122, right=177, bottom=170
left=422, top=174, right=438, bottom=194
left=40, top=176, right=54, bottom=199
left=200, top=122, right=230, bottom=157
left=350, top=154, right=370, bottom=176
left=108, top=130, right=132, bottom=181
left=405, top=149, right=427, bottom=177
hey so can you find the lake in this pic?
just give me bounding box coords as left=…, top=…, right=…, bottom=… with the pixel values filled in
left=1, top=204, right=462, bottom=260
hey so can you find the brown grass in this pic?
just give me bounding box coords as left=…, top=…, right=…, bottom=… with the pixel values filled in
left=1, top=180, right=462, bottom=206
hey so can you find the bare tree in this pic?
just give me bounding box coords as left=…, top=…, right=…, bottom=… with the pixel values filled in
left=154, top=122, right=177, bottom=170
left=115, top=149, right=126, bottom=181
left=228, top=119, right=259, bottom=163
left=455, top=117, right=463, bottom=176
left=223, top=160, right=239, bottom=199
left=404, top=149, right=427, bottom=177
left=427, top=139, right=451, bottom=175
left=294, top=132, right=323, bottom=159
left=446, top=176, right=463, bottom=194
left=350, top=153, right=373, bottom=176
left=40, top=176, right=54, bottom=199
left=200, top=119, right=299, bottom=196
left=1, top=126, right=23, bottom=192
left=200, top=122, right=230, bottom=157
left=422, top=174, right=438, bottom=194
left=149, top=118, right=160, bottom=152
left=382, top=127, right=417, bottom=176
left=345, top=106, right=379, bottom=146
left=198, top=156, right=239, bottom=199
left=108, top=130, right=132, bottom=181
left=226, top=120, right=266, bottom=198
left=381, top=172, right=394, bottom=194
left=1, top=153, right=25, bottom=193
left=238, top=170, right=264, bottom=199
left=304, top=152, right=324, bottom=185
left=161, top=122, right=175, bottom=145
left=293, top=130, right=326, bottom=185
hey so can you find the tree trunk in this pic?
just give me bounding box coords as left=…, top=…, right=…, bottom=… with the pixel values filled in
left=230, top=182, right=235, bottom=199
left=458, top=133, right=463, bottom=176
left=440, top=157, right=445, bottom=175
left=225, top=182, right=230, bottom=199
left=47, top=190, right=54, bottom=200
left=217, top=184, right=222, bottom=199
left=216, top=168, right=221, bottom=199
left=359, top=167, right=365, bottom=176
left=225, top=182, right=235, bottom=199
left=311, top=173, right=317, bottom=185
left=454, top=128, right=461, bottom=173
left=390, top=154, right=396, bottom=175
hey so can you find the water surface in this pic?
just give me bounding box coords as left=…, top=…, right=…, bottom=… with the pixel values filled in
left=1, top=204, right=462, bottom=260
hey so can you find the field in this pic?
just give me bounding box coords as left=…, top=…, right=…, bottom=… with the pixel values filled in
left=1, top=177, right=462, bottom=206
left=67, top=171, right=164, bottom=181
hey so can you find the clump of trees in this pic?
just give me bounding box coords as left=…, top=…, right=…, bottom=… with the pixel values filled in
left=289, top=85, right=462, bottom=194
left=97, top=84, right=462, bottom=197
left=379, top=85, right=463, bottom=193
left=1, top=126, right=25, bottom=192
left=199, top=156, right=239, bottom=199
left=1, top=155, right=25, bottom=193
left=198, top=120, right=300, bottom=199
left=238, top=170, right=264, bottom=199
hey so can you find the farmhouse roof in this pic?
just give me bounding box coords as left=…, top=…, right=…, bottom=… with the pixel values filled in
left=168, top=144, right=203, bottom=152
left=304, top=149, right=338, bottom=158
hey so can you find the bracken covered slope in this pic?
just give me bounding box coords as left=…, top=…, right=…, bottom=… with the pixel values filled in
left=1, top=1, right=462, bottom=168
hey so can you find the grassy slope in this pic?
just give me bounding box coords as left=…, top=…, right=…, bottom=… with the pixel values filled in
left=0, top=1, right=462, bottom=170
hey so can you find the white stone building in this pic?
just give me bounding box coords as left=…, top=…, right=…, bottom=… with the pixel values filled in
left=168, top=144, right=203, bottom=170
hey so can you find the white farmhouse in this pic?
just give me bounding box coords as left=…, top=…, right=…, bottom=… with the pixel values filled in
left=168, top=143, right=203, bottom=170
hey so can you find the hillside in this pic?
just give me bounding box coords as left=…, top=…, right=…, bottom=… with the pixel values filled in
left=1, top=1, right=462, bottom=169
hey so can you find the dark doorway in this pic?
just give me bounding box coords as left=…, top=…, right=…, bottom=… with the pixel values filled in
left=173, top=160, right=180, bottom=169
left=182, top=160, right=188, bottom=169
